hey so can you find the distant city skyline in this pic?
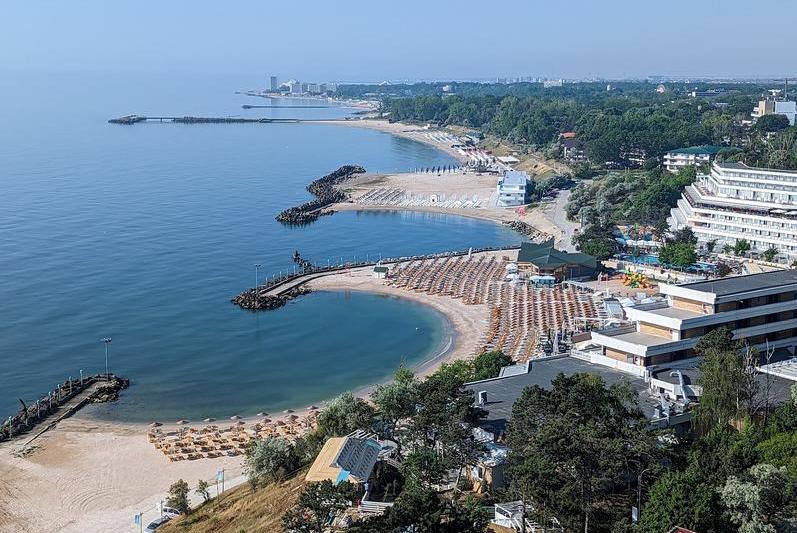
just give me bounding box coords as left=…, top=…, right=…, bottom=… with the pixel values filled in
left=2, top=1, right=797, bottom=80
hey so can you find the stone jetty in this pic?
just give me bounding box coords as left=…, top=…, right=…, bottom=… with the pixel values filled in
left=292, top=250, right=314, bottom=271
left=502, top=220, right=550, bottom=242
left=231, top=285, right=311, bottom=311
left=1, top=374, right=129, bottom=442
left=276, top=165, right=366, bottom=225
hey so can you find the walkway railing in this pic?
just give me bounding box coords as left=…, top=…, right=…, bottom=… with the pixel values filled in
left=253, top=245, right=522, bottom=297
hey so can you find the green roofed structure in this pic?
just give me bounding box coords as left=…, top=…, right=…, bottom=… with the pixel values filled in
left=663, top=145, right=726, bottom=173
left=516, top=239, right=598, bottom=281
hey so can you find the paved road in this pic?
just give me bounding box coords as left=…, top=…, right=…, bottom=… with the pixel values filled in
left=541, top=189, right=579, bottom=251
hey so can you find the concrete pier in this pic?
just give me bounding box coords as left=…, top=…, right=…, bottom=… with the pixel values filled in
left=1, top=374, right=129, bottom=445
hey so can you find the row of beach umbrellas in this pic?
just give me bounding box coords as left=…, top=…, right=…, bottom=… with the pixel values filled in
left=148, top=405, right=321, bottom=429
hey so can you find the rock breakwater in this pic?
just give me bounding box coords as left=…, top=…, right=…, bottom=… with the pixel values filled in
left=502, top=220, right=550, bottom=242
left=276, top=165, right=365, bottom=225
left=231, top=285, right=312, bottom=311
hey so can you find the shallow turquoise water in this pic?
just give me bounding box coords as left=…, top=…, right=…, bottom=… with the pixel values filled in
left=0, top=72, right=521, bottom=421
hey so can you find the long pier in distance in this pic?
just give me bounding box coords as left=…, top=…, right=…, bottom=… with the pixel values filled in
left=108, top=115, right=317, bottom=125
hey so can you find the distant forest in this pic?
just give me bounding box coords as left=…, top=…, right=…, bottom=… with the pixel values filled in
left=339, top=81, right=797, bottom=169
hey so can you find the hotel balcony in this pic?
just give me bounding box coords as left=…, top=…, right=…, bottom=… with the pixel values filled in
left=590, top=324, right=697, bottom=359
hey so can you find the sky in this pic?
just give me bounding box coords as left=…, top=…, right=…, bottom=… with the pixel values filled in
left=2, top=0, right=796, bottom=82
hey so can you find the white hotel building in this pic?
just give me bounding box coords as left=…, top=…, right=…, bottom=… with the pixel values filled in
left=586, top=270, right=797, bottom=370
left=668, top=161, right=797, bottom=261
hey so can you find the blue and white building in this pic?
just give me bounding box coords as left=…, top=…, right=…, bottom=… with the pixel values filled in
left=496, top=170, right=530, bottom=207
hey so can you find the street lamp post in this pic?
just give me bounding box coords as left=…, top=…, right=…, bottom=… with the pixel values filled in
left=101, top=337, right=112, bottom=378
left=254, top=264, right=262, bottom=291
left=636, top=467, right=653, bottom=522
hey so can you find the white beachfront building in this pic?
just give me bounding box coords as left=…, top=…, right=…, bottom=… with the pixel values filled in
left=496, top=170, right=530, bottom=207
left=668, top=161, right=797, bottom=261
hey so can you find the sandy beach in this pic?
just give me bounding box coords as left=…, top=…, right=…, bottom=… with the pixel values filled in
left=0, top=416, right=244, bottom=532
left=334, top=169, right=565, bottom=246
left=313, top=118, right=470, bottom=163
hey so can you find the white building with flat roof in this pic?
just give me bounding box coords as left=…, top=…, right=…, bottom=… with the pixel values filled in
left=752, top=98, right=796, bottom=125
left=588, top=270, right=797, bottom=370
left=663, top=145, right=723, bottom=173
left=668, top=161, right=797, bottom=261
left=496, top=170, right=530, bottom=207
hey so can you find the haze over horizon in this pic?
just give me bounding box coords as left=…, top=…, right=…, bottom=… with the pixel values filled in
left=2, top=0, right=796, bottom=82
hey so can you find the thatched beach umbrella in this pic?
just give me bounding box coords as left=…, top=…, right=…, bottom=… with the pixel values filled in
left=288, top=414, right=299, bottom=421
left=275, top=420, right=286, bottom=426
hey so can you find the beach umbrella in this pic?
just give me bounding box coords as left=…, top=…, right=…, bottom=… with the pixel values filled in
left=149, top=422, right=162, bottom=428
left=288, top=414, right=299, bottom=420
left=276, top=420, right=286, bottom=426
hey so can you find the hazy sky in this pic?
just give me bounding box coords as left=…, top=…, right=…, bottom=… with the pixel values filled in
left=2, top=0, right=796, bottom=81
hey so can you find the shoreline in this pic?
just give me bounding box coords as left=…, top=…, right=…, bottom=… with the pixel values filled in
left=0, top=116, right=557, bottom=533
left=309, top=118, right=470, bottom=164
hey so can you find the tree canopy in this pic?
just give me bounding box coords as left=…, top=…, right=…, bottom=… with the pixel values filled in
left=506, top=373, right=659, bottom=532
left=316, top=391, right=376, bottom=438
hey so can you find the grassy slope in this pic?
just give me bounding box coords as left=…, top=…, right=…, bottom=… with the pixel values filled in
left=160, top=474, right=304, bottom=533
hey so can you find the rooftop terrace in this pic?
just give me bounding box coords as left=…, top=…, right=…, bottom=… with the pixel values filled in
left=680, top=270, right=797, bottom=297
left=465, top=356, right=656, bottom=434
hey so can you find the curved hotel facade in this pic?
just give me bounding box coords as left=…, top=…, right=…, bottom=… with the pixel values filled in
left=668, top=162, right=797, bottom=261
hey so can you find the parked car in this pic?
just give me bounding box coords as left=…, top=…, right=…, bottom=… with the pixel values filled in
left=161, top=506, right=182, bottom=518
left=144, top=516, right=170, bottom=532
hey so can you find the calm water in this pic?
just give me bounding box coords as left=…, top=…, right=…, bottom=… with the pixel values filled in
left=0, top=72, right=520, bottom=421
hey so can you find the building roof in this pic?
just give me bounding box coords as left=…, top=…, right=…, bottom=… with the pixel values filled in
left=654, top=356, right=795, bottom=403
left=714, top=161, right=797, bottom=176
left=561, top=138, right=584, bottom=149
left=517, top=240, right=597, bottom=270
left=679, top=269, right=797, bottom=297
left=305, top=431, right=381, bottom=484
left=667, top=145, right=724, bottom=156
left=465, top=356, right=656, bottom=434
left=500, top=170, right=530, bottom=187
left=306, top=437, right=347, bottom=483
left=333, top=431, right=382, bottom=481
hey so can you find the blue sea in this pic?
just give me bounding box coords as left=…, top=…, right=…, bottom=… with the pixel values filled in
left=0, top=72, right=521, bottom=421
